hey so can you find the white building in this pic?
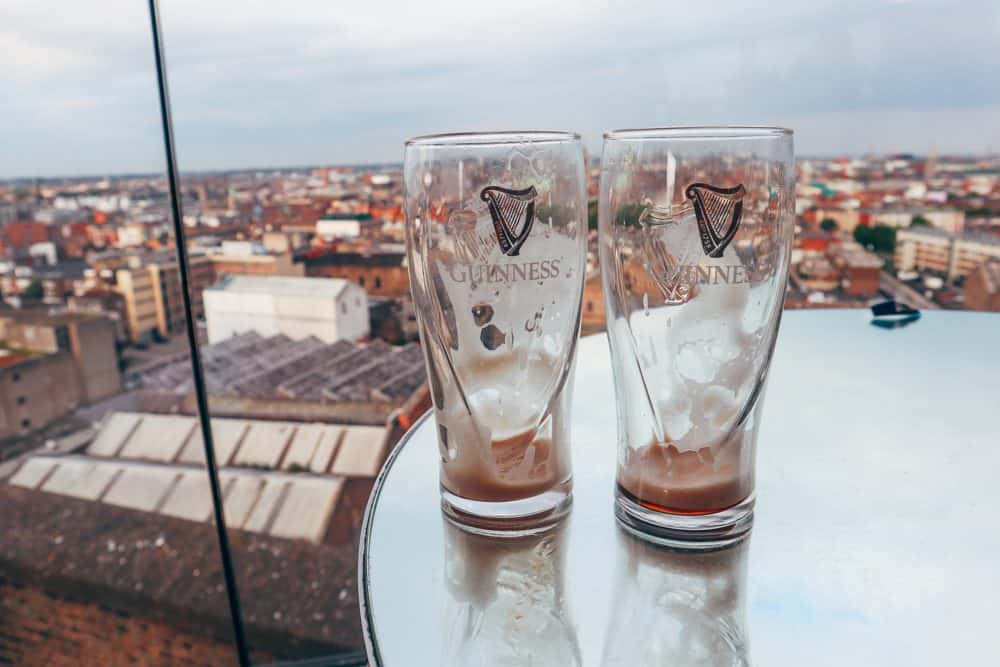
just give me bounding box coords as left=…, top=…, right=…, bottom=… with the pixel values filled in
left=895, top=228, right=1000, bottom=282
left=316, top=216, right=362, bottom=241
left=869, top=209, right=965, bottom=233
left=204, top=275, right=369, bottom=344
left=219, top=240, right=267, bottom=257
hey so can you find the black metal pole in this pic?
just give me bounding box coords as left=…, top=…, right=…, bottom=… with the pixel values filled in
left=146, top=1, right=251, bottom=664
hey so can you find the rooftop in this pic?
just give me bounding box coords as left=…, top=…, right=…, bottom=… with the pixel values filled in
left=897, top=227, right=1000, bottom=245
left=129, top=332, right=426, bottom=405
left=0, top=307, right=105, bottom=327
left=0, top=483, right=361, bottom=656
left=299, top=250, right=406, bottom=267
left=207, top=274, right=352, bottom=298
left=32, top=259, right=90, bottom=279
left=7, top=411, right=389, bottom=544
left=0, top=348, right=43, bottom=368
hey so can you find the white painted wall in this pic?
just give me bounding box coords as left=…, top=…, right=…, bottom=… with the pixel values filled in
left=204, top=280, right=370, bottom=344
left=334, top=282, right=369, bottom=341
left=316, top=218, right=361, bottom=240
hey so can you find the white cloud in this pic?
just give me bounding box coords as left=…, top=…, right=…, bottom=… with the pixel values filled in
left=1, top=0, right=998, bottom=177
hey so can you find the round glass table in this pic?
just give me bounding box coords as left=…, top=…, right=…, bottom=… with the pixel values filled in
left=359, top=310, right=1000, bottom=666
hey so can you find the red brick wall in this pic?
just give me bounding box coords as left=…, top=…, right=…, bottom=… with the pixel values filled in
left=306, top=264, right=409, bottom=298
left=843, top=267, right=880, bottom=296
left=0, top=581, right=242, bottom=667
left=965, top=264, right=1000, bottom=311
left=3, top=222, right=51, bottom=249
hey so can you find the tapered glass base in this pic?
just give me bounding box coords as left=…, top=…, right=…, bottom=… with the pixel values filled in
left=441, top=478, right=572, bottom=537
left=615, top=486, right=754, bottom=551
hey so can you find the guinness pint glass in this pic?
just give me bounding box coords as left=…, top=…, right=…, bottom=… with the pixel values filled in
left=599, top=127, right=794, bottom=547
left=404, top=132, right=587, bottom=533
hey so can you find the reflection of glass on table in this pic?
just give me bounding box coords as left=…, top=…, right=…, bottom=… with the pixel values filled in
left=603, top=528, right=750, bottom=667
left=441, top=520, right=580, bottom=666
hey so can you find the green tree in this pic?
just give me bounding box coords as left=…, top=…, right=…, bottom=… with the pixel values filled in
left=615, top=203, right=647, bottom=228
left=819, top=218, right=838, bottom=232
left=853, top=224, right=897, bottom=253
left=21, top=280, right=44, bottom=300
left=588, top=200, right=598, bottom=231
left=910, top=215, right=931, bottom=228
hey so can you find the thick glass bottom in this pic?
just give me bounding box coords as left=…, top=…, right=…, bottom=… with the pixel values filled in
left=441, top=478, right=572, bottom=537
left=615, top=485, right=754, bottom=551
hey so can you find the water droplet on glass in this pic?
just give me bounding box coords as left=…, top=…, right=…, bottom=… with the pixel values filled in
left=480, top=324, right=506, bottom=351
left=643, top=293, right=649, bottom=316
left=471, top=304, right=494, bottom=326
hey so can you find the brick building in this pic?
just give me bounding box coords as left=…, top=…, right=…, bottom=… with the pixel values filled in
left=0, top=350, right=80, bottom=438
left=2, top=221, right=53, bottom=250
left=582, top=271, right=606, bottom=335
left=0, top=310, right=119, bottom=438
left=301, top=250, right=410, bottom=298
left=210, top=251, right=304, bottom=278
left=964, top=259, right=1000, bottom=311
left=94, top=251, right=216, bottom=342
left=895, top=228, right=1000, bottom=282
left=828, top=242, right=883, bottom=296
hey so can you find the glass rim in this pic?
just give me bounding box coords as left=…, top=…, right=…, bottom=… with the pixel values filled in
left=603, top=126, right=793, bottom=141
left=405, top=130, right=581, bottom=147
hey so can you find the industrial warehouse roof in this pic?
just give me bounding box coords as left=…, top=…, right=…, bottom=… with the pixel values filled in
left=0, top=483, right=362, bottom=655
left=127, top=331, right=426, bottom=402
left=0, top=405, right=407, bottom=656
left=7, top=411, right=389, bottom=545
left=206, top=274, right=353, bottom=297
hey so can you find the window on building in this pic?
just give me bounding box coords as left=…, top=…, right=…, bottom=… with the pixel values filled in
left=17, top=397, right=25, bottom=406
left=358, top=276, right=365, bottom=287
left=55, top=325, right=71, bottom=350
left=20, top=418, right=30, bottom=429
left=374, top=276, right=382, bottom=289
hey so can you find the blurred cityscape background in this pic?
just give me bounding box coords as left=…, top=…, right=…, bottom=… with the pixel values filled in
left=2, top=0, right=998, bottom=664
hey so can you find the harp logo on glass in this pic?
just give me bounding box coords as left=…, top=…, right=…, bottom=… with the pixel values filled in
left=639, top=182, right=777, bottom=303
left=686, top=182, right=746, bottom=257
left=481, top=185, right=537, bottom=256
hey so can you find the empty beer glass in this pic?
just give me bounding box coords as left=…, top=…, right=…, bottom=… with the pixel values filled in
left=599, top=127, right=794, bottom=547
left=404, top=132, right=587, bottom=533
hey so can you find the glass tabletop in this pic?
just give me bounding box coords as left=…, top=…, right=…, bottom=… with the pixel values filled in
left=360, top=310, right=1000, bottom=666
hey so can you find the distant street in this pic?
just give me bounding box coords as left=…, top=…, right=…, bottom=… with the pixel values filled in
left=879, top=271, right=941, bottom=310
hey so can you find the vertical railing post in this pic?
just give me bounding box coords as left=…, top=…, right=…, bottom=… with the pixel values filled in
left=146, top=1, right=251, bottom=664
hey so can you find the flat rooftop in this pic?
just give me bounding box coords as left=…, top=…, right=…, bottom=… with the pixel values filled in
left=207, top=274, right=351, bottom=298
left=0, top=307, right=105, bottom=326
left=6, top=411, right=390, bottom=545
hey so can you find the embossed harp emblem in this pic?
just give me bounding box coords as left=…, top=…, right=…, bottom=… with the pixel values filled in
left=481, top=185, right=538, bottom=256
left=685, top=183, right=746, bottom=257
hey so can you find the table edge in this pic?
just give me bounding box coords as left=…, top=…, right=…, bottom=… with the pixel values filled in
left=358, top=409, right=434, bottom=667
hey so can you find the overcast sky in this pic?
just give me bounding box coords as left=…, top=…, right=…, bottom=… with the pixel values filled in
left=3, top=0, right=999, bottom=179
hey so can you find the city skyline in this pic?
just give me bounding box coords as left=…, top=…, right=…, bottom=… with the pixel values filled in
left=3, top=151, right=998, bottom=186
left=4, top=0, right=1000, bottom=179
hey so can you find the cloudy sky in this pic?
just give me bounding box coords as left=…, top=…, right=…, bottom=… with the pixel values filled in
left=3, top=0, right=999, bottom=178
